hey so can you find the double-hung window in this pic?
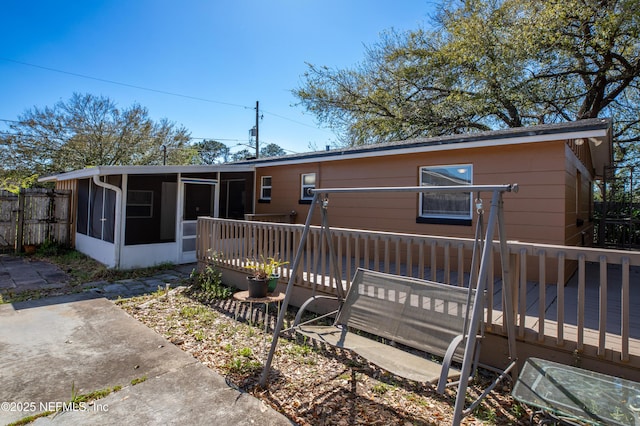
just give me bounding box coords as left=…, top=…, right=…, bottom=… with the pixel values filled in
left=260, top=176, right=272, bottom=201
left=418, top=164, right=472, bottom=225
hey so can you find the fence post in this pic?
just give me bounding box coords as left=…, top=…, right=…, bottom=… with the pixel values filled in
left=14, top=189, right=25, bottom=253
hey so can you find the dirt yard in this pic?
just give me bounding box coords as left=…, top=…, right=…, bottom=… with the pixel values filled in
left=117, top=285, right=532, bottom=425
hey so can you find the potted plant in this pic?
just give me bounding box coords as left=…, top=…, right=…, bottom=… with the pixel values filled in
left=245, top=255, right=288, bottom=298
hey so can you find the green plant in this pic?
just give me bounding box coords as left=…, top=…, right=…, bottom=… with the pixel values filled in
left=284, top=343, right=313, bottom=358
left=224, top=357, right=261, bottom=374
left=511, top=401, right=526, bottom=418
left=371, top=383, right=392, bottom=395
left=180, top=305, right=203, bottom=318
left=70, top=383, right=122, bottom=403
left=473, top=403, right=497, bottom=423
left=223, top=347, right=261, bottom=374
left=131, top=376, right=147, bottom=386
left=1, top=289, right=44, bottom=304
left=7, top=410, right=56, bottom=426
left=237, top=347, right=253, bottom=357
left=191, top=264, right=233, bottom=299
left=245, top=255, right=288, bottom=280
left=194, top=330, right=206, bottom=341
left=35, top=239, right=67, bottom=257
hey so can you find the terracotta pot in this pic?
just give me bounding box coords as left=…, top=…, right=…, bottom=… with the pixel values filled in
left=23, top=244, right=37, bottom=255
left=247, top=277, right=268, bottom=298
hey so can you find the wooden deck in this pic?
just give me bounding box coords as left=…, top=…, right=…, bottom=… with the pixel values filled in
left=512, top=263, right=640, bottom=337
left=198, top=217, right=640, bottom=377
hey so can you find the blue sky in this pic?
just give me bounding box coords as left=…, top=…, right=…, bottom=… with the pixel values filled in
left=1, top=1, right=436, bottom=156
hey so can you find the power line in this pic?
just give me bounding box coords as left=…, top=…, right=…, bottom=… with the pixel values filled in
left=0, top=117, right=304, bottom=153
left=0, top=128, right=299, bottom=154
left=0, top=118, right=247, bottom=143
left=261, top=109, right=331, bottom=133
left=0, top=58, right=253, bottom=110
left=0, top=59, right=336, bottom=160
left=0, top=58, right=333, bottom=136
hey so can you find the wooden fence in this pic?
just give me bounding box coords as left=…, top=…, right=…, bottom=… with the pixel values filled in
left=0, top=189, right=72, bottom=252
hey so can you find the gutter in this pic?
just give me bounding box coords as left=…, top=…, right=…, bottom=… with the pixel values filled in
left=92, top=175, right=123, bottom=269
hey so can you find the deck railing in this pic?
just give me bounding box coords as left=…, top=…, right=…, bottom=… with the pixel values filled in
left=507, top=241, right=640, bottom=363
left=197, top=217, right=640, bottom=365
left=243, top=212, right=297, bottom=223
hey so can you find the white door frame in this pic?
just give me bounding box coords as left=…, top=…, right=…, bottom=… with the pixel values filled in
left=177, top=176, right=219, bottom=263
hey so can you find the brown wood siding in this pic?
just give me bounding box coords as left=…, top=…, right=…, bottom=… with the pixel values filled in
left=256, top=141, right=572, bottom=246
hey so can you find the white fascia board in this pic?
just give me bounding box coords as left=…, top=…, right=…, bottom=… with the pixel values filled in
left=255, top=128, right=610, bottom=168
left=39, top=164, right=254, bottom=182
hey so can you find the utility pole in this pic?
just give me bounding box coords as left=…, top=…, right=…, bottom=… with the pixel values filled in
left=255, top=100, right=259, bottom=158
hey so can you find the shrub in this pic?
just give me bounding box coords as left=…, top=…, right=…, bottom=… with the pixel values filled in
left=191, top=264, right=233, bottom=299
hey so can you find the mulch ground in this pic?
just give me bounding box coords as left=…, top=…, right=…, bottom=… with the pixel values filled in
left=117, top=285, right=533, bottom=425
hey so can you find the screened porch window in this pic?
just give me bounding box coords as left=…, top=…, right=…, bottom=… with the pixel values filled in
left=125, top=174, right=177, bottom=245
left=418, top=165, right=472, bottom=225
left=76, top=177, right=117, bottom=243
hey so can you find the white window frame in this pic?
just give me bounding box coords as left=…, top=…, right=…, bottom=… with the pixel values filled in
left=126, top=190, right=154, bottom=219
left=419, top=164, right=473, bottom=220
left=260, top=176, right=272, bottom=200
left=300, top=173, right=316, bottom=200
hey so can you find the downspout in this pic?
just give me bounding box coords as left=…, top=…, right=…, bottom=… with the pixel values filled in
left=93, top=175, right=123, bottom=269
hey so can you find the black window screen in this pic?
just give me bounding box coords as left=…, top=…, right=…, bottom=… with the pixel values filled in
left=77, top=179, right=89, bottom=235
left=76, top=177, right=117, bottom=243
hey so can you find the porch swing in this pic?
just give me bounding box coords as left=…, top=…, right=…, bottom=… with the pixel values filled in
left=258, top=184, right=519, bottom=425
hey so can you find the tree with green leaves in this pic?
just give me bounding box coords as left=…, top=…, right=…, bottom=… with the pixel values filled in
left=295, top=0, right=640, bottom=158
left=193, top=139, right=230, bottom=164
left=0, top=93, right=195, bottom=188
left=260, top=143, right=286, bottom=158
left=227, top=143, right=286, bottom=162
left=230, top=149, right=254, bottom=162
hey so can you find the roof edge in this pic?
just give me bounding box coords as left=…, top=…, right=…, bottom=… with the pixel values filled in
left=240, top=118, right=612, bottom=167
left=38, top=164, right=255, bottom=182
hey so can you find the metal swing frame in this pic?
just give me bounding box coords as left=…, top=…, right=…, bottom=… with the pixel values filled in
left=258, top=184, right=519, bottom=425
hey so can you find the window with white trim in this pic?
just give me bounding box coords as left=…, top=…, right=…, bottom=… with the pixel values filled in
left=301, top=173, right=316, bottom=200
left=419, top=165, right=472, bottom=222
left=260, top=176, right=272, bottom=200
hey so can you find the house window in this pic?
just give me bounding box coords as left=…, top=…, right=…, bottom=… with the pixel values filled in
left=260, top=176, right=272, bottom=201
left=418, top=164, right=472, bottom=225
left=127, top=190, right=154, bottom=218
left=300, top=173, right=316, bottom=203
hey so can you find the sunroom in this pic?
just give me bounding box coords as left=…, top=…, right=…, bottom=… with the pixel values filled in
left=40, top=164, right=254, bottom=269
